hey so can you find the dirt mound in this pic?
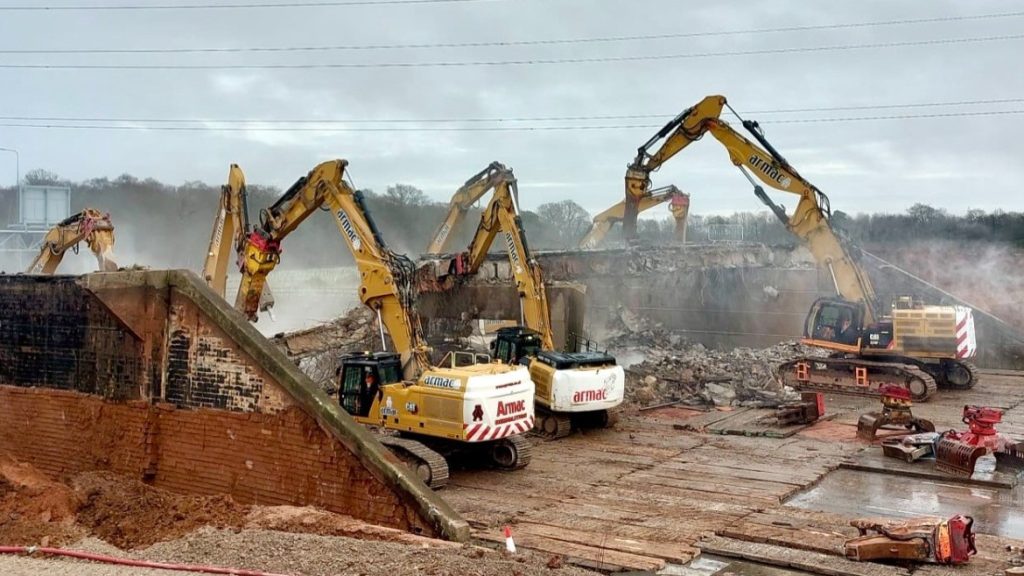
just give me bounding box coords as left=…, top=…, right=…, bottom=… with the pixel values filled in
left=72, top=471, right=250, bottom=549
left=0, top=455, right=85, bottom=546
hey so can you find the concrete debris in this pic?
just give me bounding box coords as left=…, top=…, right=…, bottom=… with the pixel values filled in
left=272, top=306, right=385, bottom=392
left=606, top=308, right=825, bottom=408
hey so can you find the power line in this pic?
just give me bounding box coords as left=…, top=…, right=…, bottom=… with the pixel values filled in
left=1, top=109, right=1021, bottom=132
left=3, top=11, right=1022, bottom=53
left=3, top=98, right=1021, bottom=125
left=2, top=34, right=1019, bottom=70
left=0, top=0, right=512, bottom=11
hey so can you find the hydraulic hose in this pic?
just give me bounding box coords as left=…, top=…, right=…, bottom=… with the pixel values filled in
left=0, top=546, right=292, bottom=576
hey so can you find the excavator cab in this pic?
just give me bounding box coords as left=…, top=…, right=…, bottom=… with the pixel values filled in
left=336, top=352, right=402, bottom=417
left=490, top=326, right=544, bottom=366
left=805, top=298, right=865, bottom=347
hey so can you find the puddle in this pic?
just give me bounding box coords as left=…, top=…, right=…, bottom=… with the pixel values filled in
left=786, top=468, right=1024, bottom=539
left=659, top=554, right=817, bottom=576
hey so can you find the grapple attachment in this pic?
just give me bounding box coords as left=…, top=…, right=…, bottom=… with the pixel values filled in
left=934, top=437, right=986, bottom=477
left=845, top=515, right=976, bottom=564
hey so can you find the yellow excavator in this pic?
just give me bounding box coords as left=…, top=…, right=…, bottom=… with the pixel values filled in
left=578, top=184, right=690, bottom=249
left=235, top=159, right=535, bottom=488
left=26, top=208, right=118, bottom=274
left=202, top=164, right=274, bottom=315
left=437, top=163, right=625, bottom=437
left=624, top=95, right=977, bottom=401
left=425, top=161, right=510, bottom=255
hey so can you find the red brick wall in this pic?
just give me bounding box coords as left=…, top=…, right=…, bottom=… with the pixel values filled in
left=0, top=386, right=433, bottom=534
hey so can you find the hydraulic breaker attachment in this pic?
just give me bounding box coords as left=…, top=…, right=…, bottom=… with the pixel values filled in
left=845, top=515, right=976, bottom=565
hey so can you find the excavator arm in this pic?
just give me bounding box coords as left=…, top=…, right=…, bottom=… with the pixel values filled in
left=626, top=95, right=879, bottom=323
left=579, top=185, right=689, bottom=249
left=235, top=159, right=430, bottom=378
left=203, top=164, right=274, bottom=312
left=451, top=171, right=555, bottom=350
left=426, top=161, right=512, bottom=254
left=26, top=208, right=118, bottom=274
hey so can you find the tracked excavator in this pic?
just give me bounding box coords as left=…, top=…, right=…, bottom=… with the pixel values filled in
left=579, top=185, right=690, bottom=249
left=26, top=208, right=118, bottom=274
left=437, top=163, right=625, bottom=438
left=202, top=164, right=274, bottom=315
left=624, top=95, right=977, bottom=401
left=235, top=159, right=535, bottom=488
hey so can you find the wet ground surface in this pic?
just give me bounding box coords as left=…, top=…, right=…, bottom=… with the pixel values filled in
left=787, top=468, right=1024, bottom=539
left=663, top=554, right=818, bottom=576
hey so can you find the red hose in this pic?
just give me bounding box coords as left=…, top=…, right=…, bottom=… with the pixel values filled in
left=0, top=545, right=292, bottom=576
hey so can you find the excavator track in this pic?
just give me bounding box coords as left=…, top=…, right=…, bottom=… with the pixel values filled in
left=780, top=356, right=938, bottom=402
left=488, top=434, right=533, bottom=470
left=932, top=360, right=979, bottom=390
left=532, top=406, right=572, bottom=439
left=378, top=436, right=450, bottom=490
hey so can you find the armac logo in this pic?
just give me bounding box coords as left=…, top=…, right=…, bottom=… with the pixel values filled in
left=504, top=232, right=523, bottom=273
left=748, top=154, right=792, bottom=189
left=336, top=209, right=362, bottom=251
left=423, top=375, right=461, bottom=389
left=496, top=399, right=526, bottom=416
left=573, top=389, right=608, bottom=403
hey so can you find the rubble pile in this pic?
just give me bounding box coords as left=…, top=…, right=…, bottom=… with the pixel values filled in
left=604, top=307, right=825, bottom=408
left=272, top=306, right=385, bottom=392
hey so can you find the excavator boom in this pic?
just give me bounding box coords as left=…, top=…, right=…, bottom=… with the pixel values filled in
left=426, top=161, right=512, bottom=255
left=235, top=159, right=429, bottom=378
left=26, top=208, right=118, bottom=274
left=203, top=164, right=273, bottom=313
left=625, top=95, right=877, bottom=322
left=579, top=185, right=689, bottom=249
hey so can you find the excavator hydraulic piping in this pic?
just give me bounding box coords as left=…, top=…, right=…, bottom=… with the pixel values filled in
left=753, top=185, right=788, bottom=225
left=354, top=190, right=388, bottom=249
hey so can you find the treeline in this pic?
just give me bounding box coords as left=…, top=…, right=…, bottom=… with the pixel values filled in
left=634, top=204, right=1024, bottom=248
left=0, top=170, right=592, bottom=270
left=1, top=169, right=1021, bottom=272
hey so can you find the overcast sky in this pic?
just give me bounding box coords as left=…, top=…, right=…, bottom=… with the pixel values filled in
left=0, top=0, right=1022, bottom=218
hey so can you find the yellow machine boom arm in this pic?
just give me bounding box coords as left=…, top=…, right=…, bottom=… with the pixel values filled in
left=26, top=208, right=118, bottom=274
left=203, top=164, right=274, bottom=312
left=235, top=159, right=431, bottom=378
left=426, top=161, right=512, bottom=255
left=626, top=95, right=879, bottom=323
left=579, top=185, right=689, bottom=249
left=452, top=170, right=555, bottom=350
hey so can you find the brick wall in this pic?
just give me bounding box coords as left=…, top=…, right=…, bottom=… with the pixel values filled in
left=0, top=276, right=143, bottom=399
left=0, top=271, right=466, bottom=540
left=0, top=386, right=431, bottom=533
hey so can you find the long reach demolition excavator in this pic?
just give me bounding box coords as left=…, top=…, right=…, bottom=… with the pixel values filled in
left=623, top=95, right=977, bottom=401
left=26, top=208, right=118, bottom=274
left=437, top=163, right=625, bottom=437
left=425, top=161, right=508, bottom=255
left=235, top=159, right=535, bottom=488
left=202, top=164, right=274, bottom=316
left=579, top=184, right=690, bottom=249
